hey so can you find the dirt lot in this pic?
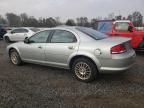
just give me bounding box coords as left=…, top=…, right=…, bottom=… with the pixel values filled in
left=0, top=40, right=144, bottom=108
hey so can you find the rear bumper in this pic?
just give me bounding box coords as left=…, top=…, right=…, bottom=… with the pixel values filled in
left=100, top=63, right=134, bottom=74
left=99, top=50, right=136, bottom=73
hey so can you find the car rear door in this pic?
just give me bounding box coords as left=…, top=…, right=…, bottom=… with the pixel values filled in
left=44, top=29, right=79, bottom=67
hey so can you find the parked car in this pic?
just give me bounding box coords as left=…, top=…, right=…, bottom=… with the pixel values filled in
left=7, top=27, right=136, bottom=82
left=95, top=20, right=144, bottom=51
left=4, top=27, right=40, bottom=43
left=0, top=25, right=7, bottom=40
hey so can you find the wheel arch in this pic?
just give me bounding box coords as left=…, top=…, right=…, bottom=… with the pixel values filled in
left=4, top=35, right=12, bottom=42
left=69, top=54, right=101, bottom=71
left=4, top=35, right=10, bottom=39
left=8, top=47, right=21, bottom=58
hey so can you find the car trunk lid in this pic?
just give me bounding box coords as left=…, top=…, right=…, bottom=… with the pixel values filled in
left=94, top=37, right=132, bottom=58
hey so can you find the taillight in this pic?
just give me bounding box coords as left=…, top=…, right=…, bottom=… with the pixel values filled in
left=111, top=44, right=126, bottom=54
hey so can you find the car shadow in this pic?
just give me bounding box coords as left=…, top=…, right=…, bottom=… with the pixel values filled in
left=21, top=62, right=135, bottom=84
left=136, top=51, right=144, bottom=56
left=24, top=63, right=72, bottom=76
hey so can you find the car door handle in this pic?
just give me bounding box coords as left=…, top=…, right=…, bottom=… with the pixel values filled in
left=68, top=46, right=75, bottom=50
left=38, top=46, right=42, bottom=49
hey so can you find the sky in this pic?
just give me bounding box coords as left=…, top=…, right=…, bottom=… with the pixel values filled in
left=0, top=0, right=143, bottom=21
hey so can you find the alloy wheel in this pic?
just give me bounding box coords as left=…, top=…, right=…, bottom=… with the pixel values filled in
left=11, top=52, right=18, bottom=65
left=75, top=62, right=92, bottom=80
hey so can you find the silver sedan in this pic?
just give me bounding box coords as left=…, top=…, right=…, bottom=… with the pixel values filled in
left=7, top=27, right=136, bottom=82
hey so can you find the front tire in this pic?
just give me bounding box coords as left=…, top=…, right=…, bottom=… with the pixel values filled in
left=71, top=57, right=98, bottom=83
left=10, top=49, right=22, bottom=66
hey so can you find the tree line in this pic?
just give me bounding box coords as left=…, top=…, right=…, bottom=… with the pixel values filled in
left=0, top=11, right=143, bottom=28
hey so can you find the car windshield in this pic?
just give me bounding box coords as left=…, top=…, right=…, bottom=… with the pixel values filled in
left=76, top=27, right=108, bottom=40
left=30, top=28, right=40, bottom=32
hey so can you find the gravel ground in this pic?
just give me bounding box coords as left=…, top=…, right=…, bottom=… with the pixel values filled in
left=0, top=40, right=144, bottom=108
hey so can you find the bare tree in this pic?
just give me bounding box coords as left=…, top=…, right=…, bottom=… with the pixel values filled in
left=6, top=13, right=21, bottom=27
left=66, top=19, right=76, bottom=26
left=132, top=11, right=143, bottom=27
left=0, top=15, right=7, bottom=24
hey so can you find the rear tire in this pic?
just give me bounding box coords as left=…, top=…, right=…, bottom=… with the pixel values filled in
left=9, top=49, right=23, bottom=66
left=71, top=57, right=98, bottom=83
left=5, top=36, right=11, bottom=43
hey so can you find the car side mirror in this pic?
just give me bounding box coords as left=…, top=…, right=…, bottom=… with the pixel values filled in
left=24, top=37, right=29, bottom=44
left=128, top=26, right=133, bottom=32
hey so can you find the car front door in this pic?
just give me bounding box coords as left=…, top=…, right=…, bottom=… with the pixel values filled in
left=45, top=30, right=79, bottom=67
left=19, top=30, right=51, bottom=63
left=10, top=29, right=28, bottom=41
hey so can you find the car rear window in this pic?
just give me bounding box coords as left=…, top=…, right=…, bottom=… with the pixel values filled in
left=97, top=21, right=112, bottom=33
left=76, top=27, right=108, bottom=40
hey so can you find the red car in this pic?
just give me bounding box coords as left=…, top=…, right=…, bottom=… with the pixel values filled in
left=96, top=20, right=144, bottom=51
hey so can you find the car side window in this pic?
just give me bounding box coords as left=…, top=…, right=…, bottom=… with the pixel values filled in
left=29, top=30, right=51, bottom=43
left=20, top=29, right=29, bottom=33
left=12, top=29, right=28, bottom=33
left=115, top=22, right=129, bottom=32
left=51, top=30, right=77, bottom=43
left=11, top=29, right=20, bottom=33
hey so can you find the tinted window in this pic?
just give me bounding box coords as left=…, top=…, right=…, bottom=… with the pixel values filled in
left=29, top=30, right=51, bottom=43
left=76, top=27, right=108, bottom=40
left=21, top=29, right=29, bottom=33
left=12, top=29, right=28, bottom=33
left=115, top=22, right=129, bottom=32
left=51, top=30, right=77, bottom=43
left=97, top=21, right=112, bottom=33
left=30, top=28, right=40, bottom=32
left=11, top=29, right=20, bottom=33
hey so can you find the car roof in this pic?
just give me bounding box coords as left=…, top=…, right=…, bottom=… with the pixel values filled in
left=114, top=20, right=131, bottom=23
left=12, top=27, right=29, bottom=30
left=42, top=26, right=91, bottom=30
left=38, top=26, right=78, bottom=32
left=96, top=20, right=113, bottom=22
